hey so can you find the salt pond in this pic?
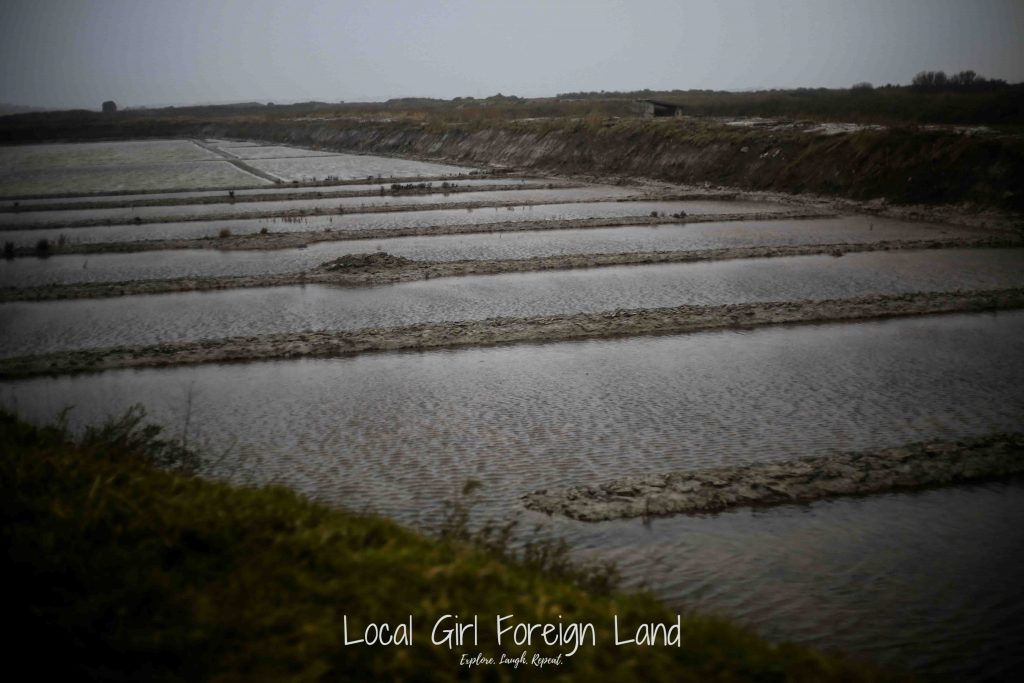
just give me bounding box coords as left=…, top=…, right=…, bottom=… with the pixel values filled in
left=2, top=248, right=1022, bottom=357
left=3, top=312, right=1022, bottom=678
left=0, top=216, right=980, bottom=288
left=0, top=185, right=638, bottom=227
left=1, top=200, right=795, bottom=246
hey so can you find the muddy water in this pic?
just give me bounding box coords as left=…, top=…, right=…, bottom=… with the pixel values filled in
left=0, top=200, right=799, bottom=247
left=4, top=177, right=547, bottom=208
left=0, top=217, right=978, bottom=288
left=2, top=313, right=1022, bottom=678
left=0, top=186, right=640, bottom=227
left=2, top=248, right=1023, bottom=357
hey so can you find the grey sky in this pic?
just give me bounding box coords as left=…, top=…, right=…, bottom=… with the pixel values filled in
left=1, top=0, right=1022, bottom=109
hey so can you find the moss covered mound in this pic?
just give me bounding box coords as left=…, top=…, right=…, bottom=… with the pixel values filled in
left=1, top=412, right=893, bottom=681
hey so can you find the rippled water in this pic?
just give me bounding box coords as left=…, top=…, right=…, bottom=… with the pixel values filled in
left=580, top=482, right=1024, bottom=680
left=2, top=313, right=1022, bottom=678
left=0, top=217, right=980, bottom=288
left=0, top=200, right=796, bottom=246
left=0, top=186, right=639, bottom=228
left=2, top=248, right=1022, bottom=357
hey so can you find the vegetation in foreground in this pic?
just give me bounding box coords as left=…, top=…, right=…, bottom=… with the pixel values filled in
left=0, top=410, right=893, bottom=681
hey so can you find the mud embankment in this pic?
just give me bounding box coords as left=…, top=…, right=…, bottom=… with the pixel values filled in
left=0, top=181, right=565, bottom=213
left=3, top=114, right=1021, bottom=210
left=191, top=138, right=284, bottom=183
left=14, top=209, right=830, bottom=256
left=0, top=191, right=665, bottom=231
left=522, top=434, right=1024, bottom=521
left=193, top=118, right=1024, bottom=210
left=3, top=288, right=1022, bottom=378
left=3, top=236, right=1019, bottom=302
left=0, top=173, right=497, bottom=203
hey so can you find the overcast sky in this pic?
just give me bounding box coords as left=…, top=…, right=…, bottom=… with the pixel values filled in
left=1, top=0, right=1022, bottom=109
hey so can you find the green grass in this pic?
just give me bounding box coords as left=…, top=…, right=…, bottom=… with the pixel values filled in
left=0, top=410, right=897, bottom=681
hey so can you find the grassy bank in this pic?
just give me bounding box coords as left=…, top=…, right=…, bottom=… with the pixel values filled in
left=1, top=410, right=890, bottom=681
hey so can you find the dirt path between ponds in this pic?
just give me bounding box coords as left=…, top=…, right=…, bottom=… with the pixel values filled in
left=0, top=171, right=508, bottom=203
left=13, top=209, right=833, bottom=256
left=522, top=434, right=1024, bottom=521
left=0, top=182, right=576, bottom=213
left=2, top=189, right=678, bottom=230
left=3, top=236, right=1020, bottom=302
left=2, top=288, right=1022, bottom=378
left=190, top=138, right=287, bottom=184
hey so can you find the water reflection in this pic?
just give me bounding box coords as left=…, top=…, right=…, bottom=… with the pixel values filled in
left=0, top=216, right=975, bottom=288
left=2, top=248, right=1023, bottom=357
left=0, top=200, right=791, bottom=246
left=2, top=313, right=1022, bottom=677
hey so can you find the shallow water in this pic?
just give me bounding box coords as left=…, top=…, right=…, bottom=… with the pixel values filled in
left=0, top=160, right=270, bottom=198
left=0, top=140, right=220, bottom=171
left=245, top=154, right=478, bottom=181
left=0, top=216, right=979, bottom=288
left=0, top=139, right=473, bottom=198
left=2, top=248, right=1022, bottom=357
left=0, top=200, right=795, bottom=247
left=0, top=186, right=638, bottom=228
left=203, top=139, right=264, bottom=148
left=5, top=177, right=545, bottom=208
left=3, top=313, right=1022, bottom=678
left=0, top=140, right=271, bottom=196
left=580, top=481, right=1024, bottom=680
left=223, top=145, right=344, bottom=159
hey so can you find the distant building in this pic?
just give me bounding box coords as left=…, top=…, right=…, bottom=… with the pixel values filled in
left=102, top=100, right=117, bottom=113
left=635, top=99, right=684, bottom=118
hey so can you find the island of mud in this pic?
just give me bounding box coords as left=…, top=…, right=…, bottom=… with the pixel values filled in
left=522, top=434, right=1024, bottom=521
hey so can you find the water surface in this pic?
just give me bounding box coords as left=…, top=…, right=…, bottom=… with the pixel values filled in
left=5, top=177, right=545, bottom=209
left=0, top=200, right=797, bottom=247
left=3, top=313, right=1022, bottom=678
left=0, top=216, right=979, bottom=288
left=2, top=248, right=1022, bottom=358
left=245, top=154, right=477, bottom=181
left=0, top=186, right=637, bottom=228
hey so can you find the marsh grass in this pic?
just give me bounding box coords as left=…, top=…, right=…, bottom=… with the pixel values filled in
left=439, top=479, right=620, bottom=596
